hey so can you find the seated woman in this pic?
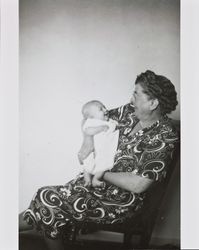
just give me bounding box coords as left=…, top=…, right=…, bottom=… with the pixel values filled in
left=19, top=70, right=179, bottom=250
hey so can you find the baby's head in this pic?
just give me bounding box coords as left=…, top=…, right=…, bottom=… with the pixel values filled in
left=82, top=100, right=108, bottom=121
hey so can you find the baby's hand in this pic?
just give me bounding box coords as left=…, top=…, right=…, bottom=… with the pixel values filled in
left=84, top=179, right=92, bottom=187
left=92, top=178, right=105, bottom=188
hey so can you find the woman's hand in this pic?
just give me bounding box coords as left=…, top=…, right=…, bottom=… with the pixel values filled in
left=101, top=125, right=109, bottom=132
left=92, top=171, right=106, bottom=188
left=92, top=177, right=105, bottom=188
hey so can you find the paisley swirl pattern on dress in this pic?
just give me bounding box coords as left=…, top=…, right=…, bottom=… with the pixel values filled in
left=23, top=103, right=179, bottom=239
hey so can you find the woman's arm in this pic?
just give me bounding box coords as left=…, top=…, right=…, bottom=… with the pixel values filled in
left=103, top=120, right=179, bottom=193
left=108, top=103, right=135, bottom=122
left=103, top=172, right=153, bottom=193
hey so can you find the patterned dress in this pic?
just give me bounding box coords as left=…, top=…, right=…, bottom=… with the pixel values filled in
left=23, top=103, right=179, bottom=239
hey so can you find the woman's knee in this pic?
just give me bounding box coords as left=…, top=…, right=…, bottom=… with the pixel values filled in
left=19, top=212, right=33, bottom=231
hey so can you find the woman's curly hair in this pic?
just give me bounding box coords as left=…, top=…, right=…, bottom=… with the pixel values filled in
left=135, top=70, right=178, bottom=115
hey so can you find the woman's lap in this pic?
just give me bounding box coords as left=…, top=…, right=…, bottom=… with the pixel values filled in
left=23, top=173, right=143, bottom=239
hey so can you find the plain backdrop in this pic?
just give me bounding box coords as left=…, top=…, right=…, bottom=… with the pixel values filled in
left=19, top=0, right=180, bottom=212
left=2, top=0, right=199, bottom=249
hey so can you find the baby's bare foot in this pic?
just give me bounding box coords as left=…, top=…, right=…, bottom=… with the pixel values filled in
left=84, top=174, right=92, bottom=187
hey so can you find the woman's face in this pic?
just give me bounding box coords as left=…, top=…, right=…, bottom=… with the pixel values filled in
left=131, top=83, right=152, bottom=119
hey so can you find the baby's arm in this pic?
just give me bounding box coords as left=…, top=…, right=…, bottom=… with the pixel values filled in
left=84, top=125, right=109, bottom=136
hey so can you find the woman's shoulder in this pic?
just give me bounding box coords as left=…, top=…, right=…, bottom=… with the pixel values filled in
left=158, top=116, right=180, bottom=141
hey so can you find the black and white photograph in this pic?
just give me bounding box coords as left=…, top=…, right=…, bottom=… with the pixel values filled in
left=18, top=1, right=180, bottom=249
left=1, top=0, right=199, bottom=249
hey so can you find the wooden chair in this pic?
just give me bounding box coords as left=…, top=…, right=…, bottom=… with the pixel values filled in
left=63, top=120, right=180, bottom=249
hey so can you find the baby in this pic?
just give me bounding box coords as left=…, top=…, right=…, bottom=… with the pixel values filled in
left=78, top=100, right=119, bottom=188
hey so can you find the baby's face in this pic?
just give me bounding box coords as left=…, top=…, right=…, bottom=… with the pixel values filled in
left=90, top=103, right=108, bottom=120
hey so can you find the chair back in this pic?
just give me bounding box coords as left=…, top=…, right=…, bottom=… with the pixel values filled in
left=134, top=119, right=180, bottom=241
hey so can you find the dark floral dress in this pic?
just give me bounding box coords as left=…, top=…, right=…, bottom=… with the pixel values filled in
left=23, top=103, right=179, bottom=239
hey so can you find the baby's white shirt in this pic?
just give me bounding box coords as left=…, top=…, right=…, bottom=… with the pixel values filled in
left=82, top=118, right=119, bottom=174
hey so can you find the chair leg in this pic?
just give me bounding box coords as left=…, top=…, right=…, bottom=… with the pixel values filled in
left=69, top=225, right=78, bottom=243
left=139, top=231, right=152, bottom=248
left=123, top=232, right=132, bottom=249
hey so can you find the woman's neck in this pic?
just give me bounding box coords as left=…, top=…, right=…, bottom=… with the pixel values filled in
left=139, top=111, right=162, bottom=129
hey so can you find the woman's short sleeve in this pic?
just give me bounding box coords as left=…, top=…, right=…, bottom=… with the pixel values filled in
left=134, top=123, right=179, bottom=182
left=108, top=103, right=135, bottom=126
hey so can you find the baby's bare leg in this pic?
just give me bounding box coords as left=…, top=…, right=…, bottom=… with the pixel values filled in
left=83, top=171, right=92, bottom=187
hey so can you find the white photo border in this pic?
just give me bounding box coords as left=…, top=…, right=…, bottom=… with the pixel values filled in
left=1, top=0, right=199, bottom=249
